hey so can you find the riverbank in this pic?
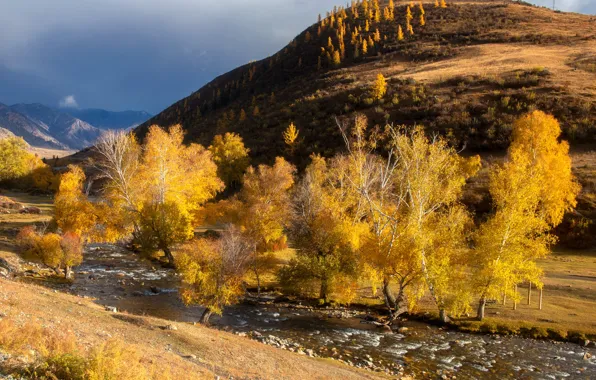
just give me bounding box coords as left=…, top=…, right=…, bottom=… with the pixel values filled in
left=0, top=278, right=386, bottom=379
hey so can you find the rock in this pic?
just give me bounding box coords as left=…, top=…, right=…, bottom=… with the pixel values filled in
left=19, top=206, right=41, bottom=214
left=164, top=324, right=178, bottom=331
left=104, top=306, right=118, bottom=313
left=184, top=354, right=197, bottom=360
left=150, top=286, right=161, bottom=294
left=398, top=327, right=409, bottom=333
left=305, top=349, right=315, bottom=357
left=583, top=352, right=592, bottom=360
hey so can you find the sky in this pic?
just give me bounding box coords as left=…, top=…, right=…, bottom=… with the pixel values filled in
left=0, top=0, right=594, bottom=114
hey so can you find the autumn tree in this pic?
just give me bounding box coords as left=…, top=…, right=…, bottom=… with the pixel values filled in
left=362, top=39, right=369, bottom=55
left=332, top=50, right=341, bottom=66
left=54, top=165, right=98, bottom=238
left=338, top=116, right=480, bottom=321
left=371, top=73, right=387, bottom=100
left=440, top=0, right=447, bottom=8
left=233, top=158, right=296, bottom=297
left=137, top=125, right=223, bottom=265
left=280, top=155, right=366, bottom=302
left=239, top=109, right=247, bottom=121
left=420, top=14, right=425, bottom=26
left=177, top=225, right=252, bottom=324
left=473, top=111, right=580, bottom=320
left=0, top=136, right=55, bottom=190
left=94, top=130, right=142, bottom=240
left=17, top=227, right=83, bottom=278
left=209, top=132, right=250, bottom=190
left=283, top=123, right=300, bottom=154
left=398, top=25, right=404, bottom=41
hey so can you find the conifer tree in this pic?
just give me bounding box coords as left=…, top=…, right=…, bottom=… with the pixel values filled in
left=435, top=0, right=439, bottom=7
left=371, top=73, right=387, bottom=100
left=419, top=1, right=425, bottom=14
left=332, top=50, right=341, bottom=66
left=283, top=123, right=300, bottom=153
left=365, top=19, right=370, bottom=32
left=362, top=39, right=368, bottom=55
left=305, top=31, right=311, bottom=42
left=253, top=105, right=260, bottom=116
left=406, top=5, right=413, bottom=24
left=317, top=56, right=322, bottom=70
left=440, top=0, right=447, bottom=8
left=408, top=23, right=414, bottom=35
left=420, top=14, right=425, bottom=26
left=374, top=28, right=381, bottom=42
left=398, top=25, right=404, bottom=41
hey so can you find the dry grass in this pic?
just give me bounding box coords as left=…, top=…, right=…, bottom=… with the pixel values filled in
left=0, top=279, right=382, bottom=379
left=28, top=147, right=75, bottom=160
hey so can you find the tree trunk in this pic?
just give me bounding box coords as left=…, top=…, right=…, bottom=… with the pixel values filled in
left=382, top=278, right=395, bottom=319
left=527, top=282, right=532, bottom=305
left=477, top=297, right=486, bottom=321
left=502, top=293, right=506, bottom=305
left=64, top=266, right=72, bottom=279
left=200, top=308, right=213, bottom=324
left=162, top=245, right=175, bottom=267
left=513, top=284, right=518, bottom=310
left=319, top=277, right=329, bottom=302
left=390, top=283, right=409, bottom=321
left=539, top=288, right=543, bottom=310
left=383, top=278, right=396, bottom=305
left=439, top=308, right=450, bottom=324
left=253, top=264, right=261, bottom=299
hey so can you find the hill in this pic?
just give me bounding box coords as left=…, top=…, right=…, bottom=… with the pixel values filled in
left=135, top=0, right=595, bottom=169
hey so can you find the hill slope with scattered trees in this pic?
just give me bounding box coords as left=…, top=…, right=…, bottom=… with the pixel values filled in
left=135, top=0, right=595, bottom=169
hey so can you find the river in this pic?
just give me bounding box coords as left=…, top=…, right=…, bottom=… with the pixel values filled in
left=65, top=244, right=595, bottom=379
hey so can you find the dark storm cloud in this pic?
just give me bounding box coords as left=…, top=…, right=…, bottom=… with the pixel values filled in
left=0, top=0, right=593, bottom=113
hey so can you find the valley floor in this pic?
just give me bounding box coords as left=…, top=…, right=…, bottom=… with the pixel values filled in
left=0, top=186, right=595, bottom=378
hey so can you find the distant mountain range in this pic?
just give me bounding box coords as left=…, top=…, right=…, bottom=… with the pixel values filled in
left=0, top=103, right=151, bottom=150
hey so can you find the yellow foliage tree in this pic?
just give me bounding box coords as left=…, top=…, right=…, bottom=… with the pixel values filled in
left=374, top=28, right=381, bottom=42
left=209, top=132, right=250, bottom=190
left=362, top=39, right=369, bottom=55
left=473, top=111, right=580, bottom=320
left=239, top=158, right=294, bottom=295
left=398, top=25, right=404, bottom=41
left=280, top=155, right=366, bottom=302
left=177, top=225, right=252, bottom=323
left=435, top=0, right=439, bottom=7
left=440, top=0, right=447, bottom=8
left=54, top=165, right=98, bottom=239
left=17, top=227, right=83, bottom=278
left=0, top=136, right=55, bottom=190
left=332, top=50, right=341, bottom=66
left=406, top=6, right=413, bottom=24
left=138, top=125, right=223, bottom=265
left=283, top=122, right=300, bottom=153
left=420, top=14, right=425, bottom=26
left=252, top=105, right=260, bottom=116
left=239, top=109, right=247, bottom=121
left=419, top=1, right=425, bottom=15
left=371, top=73, right=387, bottom=100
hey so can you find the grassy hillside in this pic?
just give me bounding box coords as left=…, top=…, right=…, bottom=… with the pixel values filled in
left=136, top=0, right=595, bottom=170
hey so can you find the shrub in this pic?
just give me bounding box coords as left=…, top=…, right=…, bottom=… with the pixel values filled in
left=361, top=97, right=374, bottom=106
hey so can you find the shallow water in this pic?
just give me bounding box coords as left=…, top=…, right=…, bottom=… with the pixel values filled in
left=70, top=245, right=596, bottom=379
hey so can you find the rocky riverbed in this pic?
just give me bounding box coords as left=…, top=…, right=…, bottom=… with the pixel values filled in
left=33, top=244, right=596, bottom=379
